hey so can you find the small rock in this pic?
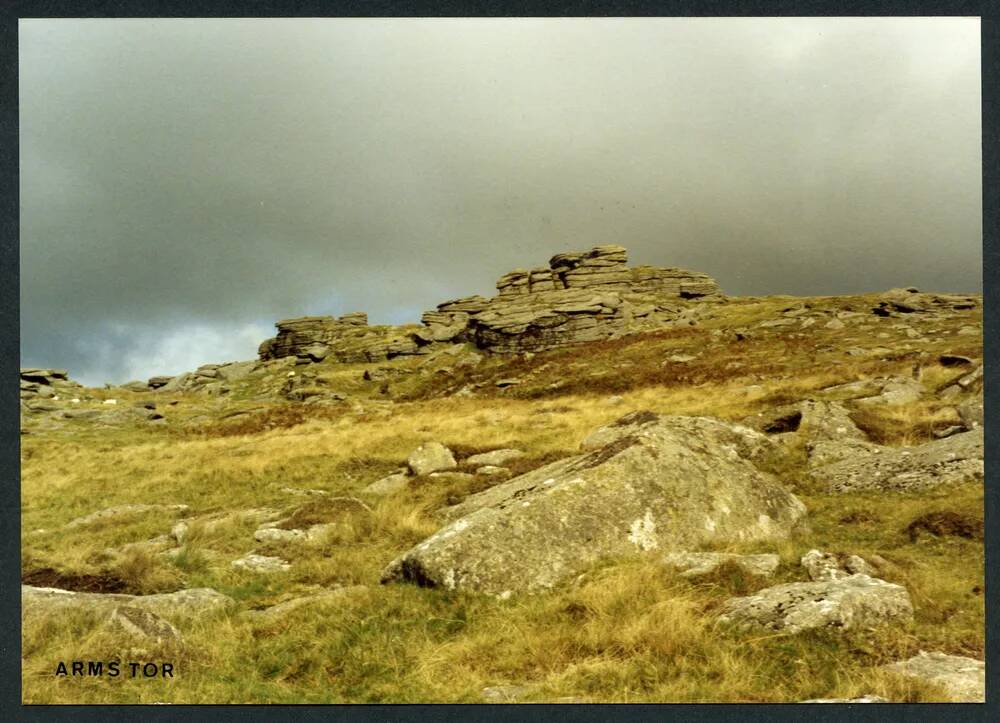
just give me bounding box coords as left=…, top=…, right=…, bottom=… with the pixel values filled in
left=800, top=549, right=876, bottom=581
left=231, top=554, right=291, bottom=573
left=465, top=449, right=525, bottom=467
left=407, top=442, right=457, bottom=476
left=476, top=465, right=509, bottom=476
left=824, top=318, right=846, bottom=330
left=494, top=378, right=522, bottom=388
left=482, top=684, right=532, bottom=703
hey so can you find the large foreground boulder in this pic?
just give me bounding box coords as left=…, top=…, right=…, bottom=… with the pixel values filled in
left=809, top=429, right=983, bottom=493
left=381, top=414, right=806, bottom=596
left=718, top=574, right=913, bottom=633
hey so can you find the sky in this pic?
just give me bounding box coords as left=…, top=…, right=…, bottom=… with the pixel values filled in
left=19, top=17, right=982, bottom=387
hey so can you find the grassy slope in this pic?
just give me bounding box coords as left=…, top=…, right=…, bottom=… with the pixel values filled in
left=20, top=293, right=983, bottom=703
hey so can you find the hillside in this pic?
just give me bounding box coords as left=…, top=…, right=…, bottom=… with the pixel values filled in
left=20, top=268, right=984, bottom=703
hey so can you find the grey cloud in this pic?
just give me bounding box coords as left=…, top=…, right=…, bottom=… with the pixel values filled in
left=19, top=18, right=981, bottom=386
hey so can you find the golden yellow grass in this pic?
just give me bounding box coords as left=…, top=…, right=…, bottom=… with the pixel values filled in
left=20, top=294, right=983, bottom=703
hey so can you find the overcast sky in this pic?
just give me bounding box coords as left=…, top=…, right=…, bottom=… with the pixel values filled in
left=20, top=17, right=981, bottom=386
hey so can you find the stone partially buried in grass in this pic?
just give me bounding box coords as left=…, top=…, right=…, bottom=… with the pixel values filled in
left=717, top=574, right=913, bottom=634
left=662, top=552, right=780, bottom=579
left=381, top=413, right=806, bottom=596
left=881, top=651, right=985, bottom=702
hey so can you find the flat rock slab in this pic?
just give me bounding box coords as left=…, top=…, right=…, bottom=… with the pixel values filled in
left=105, top=606, right=181, bottom=643
left=882, top=652, right=985, bottom=702
left=65, top=504, right=189, bottom=529
left=718, top=574, right=913, bottom=634
left=465, top=449, right=525, bottom=467
left=809, top=429, right=983, bottom=493
left=231, top=554, right=291, bottom=573
left=363, top=472, right=410, bottom=495
left=382, top=413, right=806, bottom=596
left=245, top=586, right=368, bottom=622
left=663, top=552, right=780, bottom=579
left=22, top=585, right=234, bottom=619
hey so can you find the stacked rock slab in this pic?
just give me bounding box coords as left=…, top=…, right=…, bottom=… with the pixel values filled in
left=258, top=245, right=721, bottom=361
left=258, top=312, right=421, bottom=364
left=20, top=368, right=82, bottom=401
left=427, top=245, right=722, bottom=353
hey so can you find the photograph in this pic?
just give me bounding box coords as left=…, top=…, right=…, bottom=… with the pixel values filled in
left=17, top=15, right=984, bottom=704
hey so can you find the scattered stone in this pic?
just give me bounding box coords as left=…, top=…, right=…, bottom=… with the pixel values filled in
left=932, top=425, right=966, bottom=439
left=824, top=318, right=846, bottom=330
left=231, top=554, right=291, bottom=573
left=466, top=449, right=526, bottom=466
left=382, top=413, right=806, bottom=596
left=662, top=552, right=780, bottom=579
left=363, top=472, right=410, bottom=495
left=407, top=442, right=457, bottom=476
left=882, top=652, right=984, bottom=702
left=718, top=574, right=913, bottom=633
left=800, top=549, right=876, bottom=581
left=495, top=378, right=522, bottom=388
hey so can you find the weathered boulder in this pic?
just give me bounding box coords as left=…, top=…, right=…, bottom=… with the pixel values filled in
left=382, top=414, right=806, bottom=596
left=22, top=585, right=234, bottom=619
left=363, top=471, right=410, bottom=495
left=718, top=574, right=913, bottom=633
left=809, top=428, right=983, bottom=493
left=407, top=442, right=457, bottom=476
left=882, top=652, right=985, bottom=702
left=663, top=552, right=780, bottom=579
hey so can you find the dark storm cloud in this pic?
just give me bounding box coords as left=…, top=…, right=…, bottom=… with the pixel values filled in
left=19, top=18, right=981, bottom=386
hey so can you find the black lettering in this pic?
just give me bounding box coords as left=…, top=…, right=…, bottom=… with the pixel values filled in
left=87, top=661, right=103, bottom=676
left=108, top=661, right=120, bottom=677
left=143, top=663, right=157, bottom=678
left=55, top=662, right=67, bottom=676
left=161, top=663, right=174, bottom=678
left=129, top=662, right=140, bottom=677
left=71, top=661, right=83, bottom=676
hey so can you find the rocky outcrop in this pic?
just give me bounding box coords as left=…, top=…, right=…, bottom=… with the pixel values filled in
left=718, top=574, right=913, bottom=633
left=20, top=368, right=83, bottom=401
left=381, top=413, right=805, bottom=596
left=259, top=245, right=721, bottom=361
left=808, top=428, right=983, bottom=493
left=258, top=313, right=421, bottom=364
left=872, top=288, right=979, bottom=317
